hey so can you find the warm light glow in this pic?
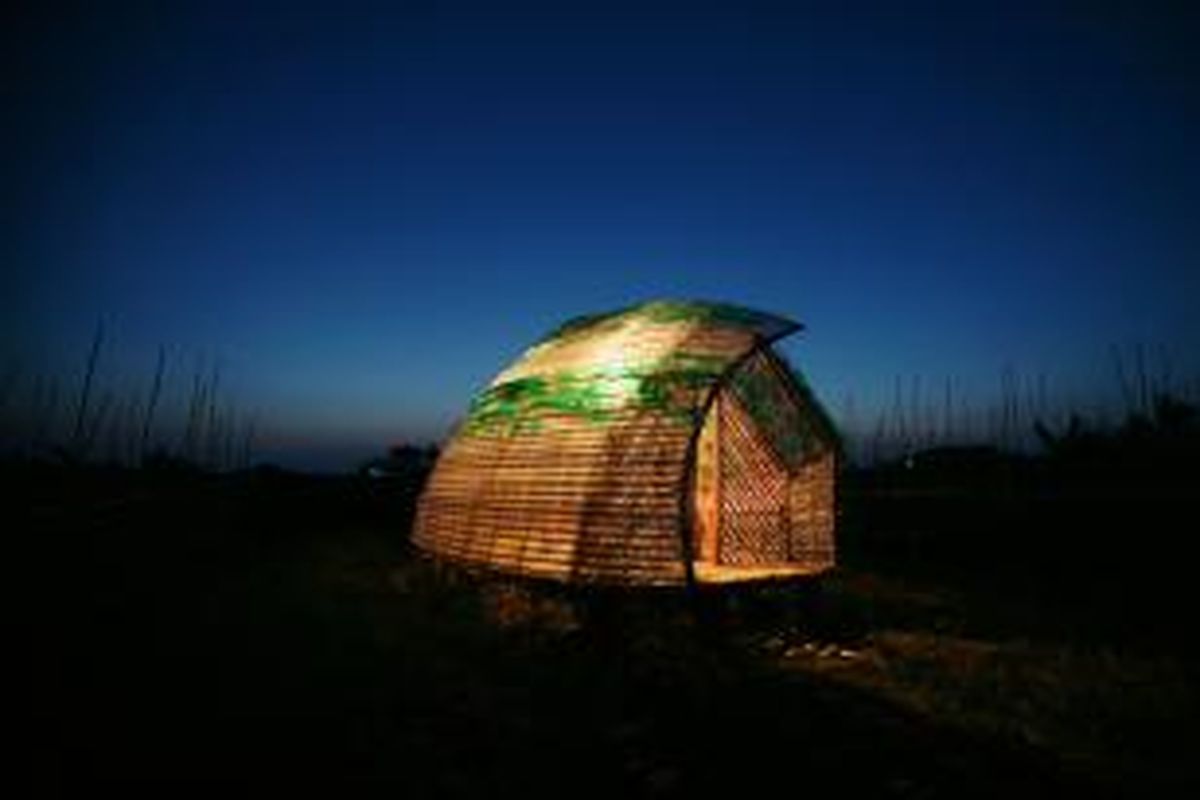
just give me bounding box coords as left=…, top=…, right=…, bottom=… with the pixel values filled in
left=491, top=312, right=702, bottom=388
left=416, top=300, right=836, bottom=586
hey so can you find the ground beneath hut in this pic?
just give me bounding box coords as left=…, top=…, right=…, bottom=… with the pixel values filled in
left=16, top=466, right=1196, bottom=797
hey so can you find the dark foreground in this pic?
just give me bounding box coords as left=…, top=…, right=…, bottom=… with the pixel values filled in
left=15, top=463, right=1197, bottom=797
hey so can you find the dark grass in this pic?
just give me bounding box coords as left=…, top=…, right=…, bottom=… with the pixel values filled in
left=13, top=459, right=1197, bottom=797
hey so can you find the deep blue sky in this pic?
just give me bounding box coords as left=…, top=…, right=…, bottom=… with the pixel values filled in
left=8, top=1, right=1199, bottom=469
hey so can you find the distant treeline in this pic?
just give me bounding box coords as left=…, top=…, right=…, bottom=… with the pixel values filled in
left=836, top=343, right=1200, bottom=466
left=838, top=371, right=1199, bottom=624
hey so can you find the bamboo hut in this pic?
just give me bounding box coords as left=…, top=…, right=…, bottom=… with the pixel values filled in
left=413, top=300, right=838, bottom=586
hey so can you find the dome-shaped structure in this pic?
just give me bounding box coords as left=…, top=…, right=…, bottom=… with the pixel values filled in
left=413, top=300, right=838, bottom=586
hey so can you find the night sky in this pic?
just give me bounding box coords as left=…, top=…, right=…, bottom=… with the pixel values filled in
left=8, top=2, right=1199, bottom=470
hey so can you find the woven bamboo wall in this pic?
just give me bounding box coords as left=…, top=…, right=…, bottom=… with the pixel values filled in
left=412, top=300, right=836, bottom=586
left=415, top=409, right=691, bottom=584
left=716, top=389, right=791, bottom=565
left=717, top=348, right=837, bottom=570
left=788, top=452, right=836, bottom=569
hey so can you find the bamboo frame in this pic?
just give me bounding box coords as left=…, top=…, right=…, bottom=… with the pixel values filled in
left=413, top=301, right=837, bottom=586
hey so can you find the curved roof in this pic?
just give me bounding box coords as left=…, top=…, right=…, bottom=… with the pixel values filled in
left=413, top=300, right=812, bottom=585
left=464, top=300, right=801, bottom=436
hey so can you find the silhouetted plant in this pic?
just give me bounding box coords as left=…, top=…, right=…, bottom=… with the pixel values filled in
left=1, top=325, right=255, bottom=472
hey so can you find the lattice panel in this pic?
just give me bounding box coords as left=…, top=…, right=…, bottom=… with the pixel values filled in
left=717, top=391, right=791, bottom=565
left=728, top=348, right=823, bottom=469
left=788, top=452, right=836, bottom=569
